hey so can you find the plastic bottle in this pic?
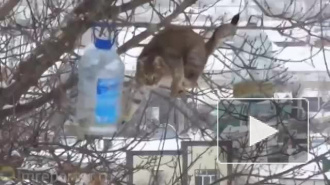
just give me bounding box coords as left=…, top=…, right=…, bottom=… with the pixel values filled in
left=74, top=28, right=124, bottom=138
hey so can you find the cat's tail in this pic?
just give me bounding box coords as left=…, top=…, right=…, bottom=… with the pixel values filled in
left=231, top=14, right=240, bottom=25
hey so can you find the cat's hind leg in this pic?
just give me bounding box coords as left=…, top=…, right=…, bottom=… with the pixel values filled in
left=160, top=50, right=186, bottom=97
left=168, top=58, right=186, bottom=97
left=171, top=69, right=185, bottom=97
left=184, top=48, right=207, bottom=89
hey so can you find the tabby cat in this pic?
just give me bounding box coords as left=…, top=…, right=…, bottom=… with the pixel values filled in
left=120, top=14, right=240, bottom=124
left=135, top=13, right=240, bottom=97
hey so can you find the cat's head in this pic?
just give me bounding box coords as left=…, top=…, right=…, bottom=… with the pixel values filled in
left=136, top=55, right=165, bottom=86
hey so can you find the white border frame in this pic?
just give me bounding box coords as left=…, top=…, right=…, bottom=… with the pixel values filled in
left=216, top=97, right=309, bottom=165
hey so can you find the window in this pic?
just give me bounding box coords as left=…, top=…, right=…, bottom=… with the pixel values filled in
left=148, top=169, right=165, bottom=185
left=195, top=169, right=220, bottom=185
left=249, top=102, right=274, bottom=117
left=268, top=156, right=288, bottom=163
left=322, top=158, right=330, bottom=172
left=303, top=97, right=320, bottom=112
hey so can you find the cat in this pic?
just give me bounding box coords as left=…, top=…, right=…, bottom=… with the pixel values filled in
left=120, top=14, right=240, bottom=124
left=135, top=13, right=240, bottom=97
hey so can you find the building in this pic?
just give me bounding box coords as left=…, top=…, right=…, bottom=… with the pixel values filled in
left=126, top=140, right=233, bottom=185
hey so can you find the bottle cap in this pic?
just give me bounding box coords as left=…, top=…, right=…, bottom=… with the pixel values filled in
left=94, top=38, right=112, bottom=50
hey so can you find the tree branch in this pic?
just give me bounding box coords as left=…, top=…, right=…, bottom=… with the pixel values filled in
left=0, top=0, right=20, bottom=20
left=117, top=0, right=198, bottom=54
left=0, top=72, right=77, bottom=120
left=0, top=0, right=151, bottom=109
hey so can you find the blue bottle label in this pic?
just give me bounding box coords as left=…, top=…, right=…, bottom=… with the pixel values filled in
left=95, top=78, right=121, bottom=124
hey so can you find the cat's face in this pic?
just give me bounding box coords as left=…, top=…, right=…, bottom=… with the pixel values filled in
left=136, top=56, right=164, bottom=86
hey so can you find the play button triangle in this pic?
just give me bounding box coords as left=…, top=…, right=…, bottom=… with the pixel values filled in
left=249, top=116, right=279, bottom=147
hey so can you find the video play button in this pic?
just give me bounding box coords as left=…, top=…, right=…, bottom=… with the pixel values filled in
left=249, top=116, right=279, bottom=146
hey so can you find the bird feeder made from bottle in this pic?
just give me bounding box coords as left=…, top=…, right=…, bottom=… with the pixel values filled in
left=231, top=15, right=275, bottom=99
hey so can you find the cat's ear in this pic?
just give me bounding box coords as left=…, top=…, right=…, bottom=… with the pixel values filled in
left=154, top=56, right=164, bottom=69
